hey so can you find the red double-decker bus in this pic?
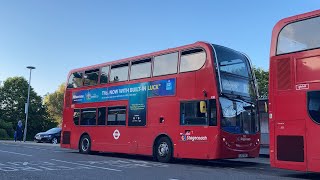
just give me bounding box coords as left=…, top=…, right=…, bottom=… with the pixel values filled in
left=61, top=41, right=260, bottom=162
left=269, top=10, right=320, bottom=172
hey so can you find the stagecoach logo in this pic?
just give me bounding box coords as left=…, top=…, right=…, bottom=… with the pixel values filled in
left=113, top=129, right=120, bottom=140
left=180, top=131, right=208, bottom=142
left=296, top=84, right=309, bottom=90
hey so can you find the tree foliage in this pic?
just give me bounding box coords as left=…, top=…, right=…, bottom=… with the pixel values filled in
left=0, top=77, right=58, bottom=140
left=43, top=83, right=65, bottom=126
left=253, top=67, right=269, bottom=98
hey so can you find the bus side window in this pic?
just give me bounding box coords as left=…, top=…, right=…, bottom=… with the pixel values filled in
left=73, top=109, right=80, bottom=125
left=67, top=72, right=83, bottom=88
left=84, top=69, right=99, bottom=86
left=110, top=63, right=129, bottom=83
left=100, top=66, right=109, bottom=84
left=80, top=108, right=97, bottom=126
left=209, top=99, right=217, bottom=126
left=107, top=106, right=126, bottom=126
left=98, top=107, right=106, bottom=125
left=130, top=58, right=151, bottom=80
left=308, top=91, right=320, bottom=124
left=180, top=101, right=208, bottom=125
left=153, top=52, right=178, bottom=77
left=180, top=48, right=206, bottom=73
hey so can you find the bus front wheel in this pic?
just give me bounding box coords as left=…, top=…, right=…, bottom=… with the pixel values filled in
left=79, top=135, right=91, bottom=154
left=156, top=137, right=173, bottom=163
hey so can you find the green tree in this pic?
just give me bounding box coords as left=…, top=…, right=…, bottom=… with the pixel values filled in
left=43, top=83, right=65, bottom=125
left=253, top=67, right=269, bottom=98
left=0, top=77, right=58, bottom=140
left=0, top=120, right=13, bottom=139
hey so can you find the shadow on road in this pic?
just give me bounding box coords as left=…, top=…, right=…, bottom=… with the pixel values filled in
left=66, top=151, right=320, bottom=179
left=282, top=172, right=320, bottom=180
left=70, top=151, right=263, bottom=168
left=175, top=159, right=261, bottom=168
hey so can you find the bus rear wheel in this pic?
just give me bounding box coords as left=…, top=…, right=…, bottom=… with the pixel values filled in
left=155, top=137, right=173, bottom=163
left=79, top=135, right=91, bottom=154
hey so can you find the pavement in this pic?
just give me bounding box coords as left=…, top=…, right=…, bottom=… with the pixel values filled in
left=260, top=144, right=270, bottom=156
left=0, top=140, right=318, bottom=180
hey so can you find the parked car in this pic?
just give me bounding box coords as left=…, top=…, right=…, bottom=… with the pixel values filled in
left=34, top=127, right=61, bottom=144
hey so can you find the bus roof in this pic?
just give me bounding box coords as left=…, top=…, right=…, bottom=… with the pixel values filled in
left=67, top=41, right=213, bottom=75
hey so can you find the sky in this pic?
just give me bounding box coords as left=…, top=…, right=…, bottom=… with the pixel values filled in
left=0, top=1, right=319, bottom=96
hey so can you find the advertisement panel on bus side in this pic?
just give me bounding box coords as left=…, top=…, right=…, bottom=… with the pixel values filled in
left=72, top=78, right=176, bottom=126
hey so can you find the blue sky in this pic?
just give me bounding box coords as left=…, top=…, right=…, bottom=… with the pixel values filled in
left=0, top=1, right=319, bottom=96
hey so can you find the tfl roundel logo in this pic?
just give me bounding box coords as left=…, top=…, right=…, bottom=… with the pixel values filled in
left=113, top=129, right=120, bottom=140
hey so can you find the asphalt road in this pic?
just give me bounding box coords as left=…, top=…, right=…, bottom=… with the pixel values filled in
left=0, top=141, right=319, bottom=180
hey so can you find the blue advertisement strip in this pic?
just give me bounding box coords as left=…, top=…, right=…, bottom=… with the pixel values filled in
left=147, top=78, right=175, bottom=97
left=72, top=78, right=176, bottom=126
left=72, top=78, right=176, bottom=104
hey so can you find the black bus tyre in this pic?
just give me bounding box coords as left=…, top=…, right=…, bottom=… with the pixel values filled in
left=156, top=137, right=173, bottom=163
left=79, top=135, right=91, bottom=154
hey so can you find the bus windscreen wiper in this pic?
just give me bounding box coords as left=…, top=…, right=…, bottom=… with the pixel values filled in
left=220, top=92, right=254, bottom=105
left=235, top=95, right=254, bottom=105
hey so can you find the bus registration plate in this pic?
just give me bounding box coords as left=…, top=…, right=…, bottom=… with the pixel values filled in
left=238, top=153, right=248, bottom=158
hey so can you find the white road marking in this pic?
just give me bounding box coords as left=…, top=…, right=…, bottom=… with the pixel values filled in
left=52, top=150, right=68, bottom=153
left=0, top=161, right=96, bottom=172
left=0, top=150, right=32, bottom=157
left=0, top=143, right=67, bottom=152
left=51, top=159, right=122, bottom=172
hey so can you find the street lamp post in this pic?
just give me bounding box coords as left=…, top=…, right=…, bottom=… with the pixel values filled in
left=23, top=66, right=35, bottom=142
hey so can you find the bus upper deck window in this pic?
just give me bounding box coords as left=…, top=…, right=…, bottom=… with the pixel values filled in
left=67, top=72, right=83, bottom=88
left=84, top=69, right=99, bottom=86
left=277, top=16, right=320, bottom=55
left=153, top=52, right=178, bottom=76
left=180, top=49, right=206, bottom=73
left=130, top=58, right=151, bottom=80
left=110, top=63, right=129, bottom=82
left=100, top=66, right=109, bottom=84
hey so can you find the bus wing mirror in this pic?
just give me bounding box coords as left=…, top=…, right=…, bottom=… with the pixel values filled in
left=200, top=101, right=207, bottom=113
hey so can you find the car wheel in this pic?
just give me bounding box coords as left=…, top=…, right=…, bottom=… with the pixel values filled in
left=79, top=135, right=91, bottom=154
left=156, top=137, right=173, bottom=163
left=51, top=137, right=58, bottom=144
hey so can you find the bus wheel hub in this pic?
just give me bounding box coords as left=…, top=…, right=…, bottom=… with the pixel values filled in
left=158, top=142, right=169, bottom=156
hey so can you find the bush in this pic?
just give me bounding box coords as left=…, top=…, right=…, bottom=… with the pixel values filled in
left=0, top=120, right=13, bottom=137
left=0, top=128, right=9, bottom=139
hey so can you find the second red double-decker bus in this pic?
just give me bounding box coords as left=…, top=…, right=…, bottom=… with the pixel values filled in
left=269, top=10, right=320, bottom=172
left=61, top=41, right=260, bottom=162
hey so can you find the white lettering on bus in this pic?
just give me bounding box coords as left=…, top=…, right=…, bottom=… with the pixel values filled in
left=186, top=136, right=208, bottom=141
left=73, top=95, right=84, bottom=99
left=102, top=91, right=108, bottom=95
left=119, top=88, right=129, bottom=94
left=130, top=86, right=147, bottom=93
left=109, top=89, right=118, bottom=95
left=148, top=84, right=161, bottom=91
